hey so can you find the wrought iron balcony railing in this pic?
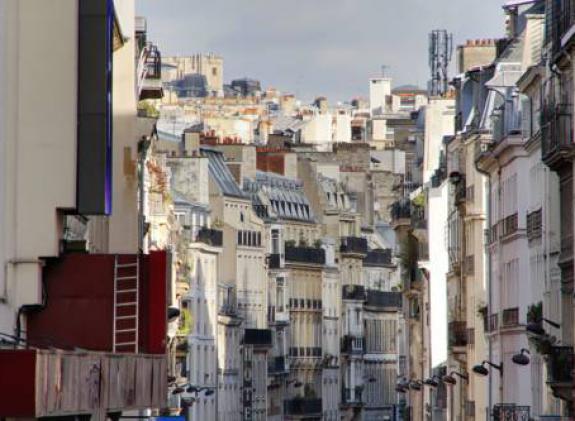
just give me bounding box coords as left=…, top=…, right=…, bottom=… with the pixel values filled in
left=340, top=236, right=368, bottom=255
left=341, top=335, right=365, bottom=354
left=502, top=308, right=519, bottom=328
left=493, top=404, right=530, bottom=421
left=448, top=321, right=467, bottom=348
left=342, top=285, right=367, bottom=301
left=196, top=228, right=223, bottom=247
left=365, top=290, right=402, bottom=310
left=363, top=249, right=392, bottom=266
left=541, top=102, right=574, bottom=169
left=284, top=398, right=322, bottom=416
left=284, top=246, right=326, bottom=265
left=547, top=346, right=574, bottom=384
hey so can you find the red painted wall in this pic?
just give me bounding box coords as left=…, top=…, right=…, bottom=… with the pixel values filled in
left=0, top=350, right=36, bottom=416
left=27, top=254, right=116, bottom=351
left=26, top=252, right=167, bottom=355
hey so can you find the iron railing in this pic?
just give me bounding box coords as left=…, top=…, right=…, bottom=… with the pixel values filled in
left=340, top=237, right=368, bottom=255
left=341, top=336, right=365, bottom=354
left=492, top=404, right=530, bottom=421
left=547, top=346, right=574, bottom=383
left=363, top=249, right=392, bottom=266
left=541, top=102, right=573, bottom=164
left=342, top=285, right=367, bottom=301
left=284, top=246, right=325, bottom=265
left=502, top=308, right=519, bottom=327
left=365, top=290, right=402, bottom=309
left=448, top=321, right=468, bottom=347
left=243, top=329, right=272, bottom=347
left=390, top=199, right=411, bottom=221
left=196, top=228, right=223, bottom=247
left=284, top=398, right=322, bottom=416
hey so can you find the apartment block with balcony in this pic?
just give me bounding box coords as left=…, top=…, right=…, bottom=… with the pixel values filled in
left=243, top=170, right=321, bottom=420
left=0, top=1, right=170, bottom=418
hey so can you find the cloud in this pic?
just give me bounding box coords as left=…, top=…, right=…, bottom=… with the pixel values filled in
left=137, top=0, right=504, bottom=101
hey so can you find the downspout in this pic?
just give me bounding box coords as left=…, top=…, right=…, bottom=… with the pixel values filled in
left=475, top=151, right=492, bottom=419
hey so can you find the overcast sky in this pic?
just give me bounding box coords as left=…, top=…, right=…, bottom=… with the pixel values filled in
left=137, top=0, right=505, bottom=102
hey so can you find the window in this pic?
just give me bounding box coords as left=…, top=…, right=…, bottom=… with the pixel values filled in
left=276, top=277, right=285, bottom=313
left=212, top=67, right=218, bottom=76
left=271, top=229, right=280, bottom=254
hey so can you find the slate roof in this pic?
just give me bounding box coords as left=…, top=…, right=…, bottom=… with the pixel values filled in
left=202, top=147, right=248, bottom=199
left=244, top=171, right=315, bottom=222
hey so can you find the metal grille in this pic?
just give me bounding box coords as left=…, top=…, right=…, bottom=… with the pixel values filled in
left=492, top=404, right=530, bottom=421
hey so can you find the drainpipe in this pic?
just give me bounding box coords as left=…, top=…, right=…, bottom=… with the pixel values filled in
left=475, top=151, right=492, bottom=419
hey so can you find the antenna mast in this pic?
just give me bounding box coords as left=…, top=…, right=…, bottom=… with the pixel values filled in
left=428, top=29, right=453, bottom=97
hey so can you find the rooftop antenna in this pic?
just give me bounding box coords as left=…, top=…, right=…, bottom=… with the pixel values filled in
left=428, top=29, right=453, bottom=97
left=381, top=65, right=389, bottom=78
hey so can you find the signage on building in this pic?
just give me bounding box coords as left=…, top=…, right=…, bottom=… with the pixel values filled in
left=243, top=346, right=253, bottom=420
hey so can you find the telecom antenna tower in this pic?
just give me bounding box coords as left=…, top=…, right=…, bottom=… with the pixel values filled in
left=428, top=29, right=453, bottom=97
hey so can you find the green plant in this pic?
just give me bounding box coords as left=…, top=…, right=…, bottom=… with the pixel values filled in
left=298, top=238, right=308, bottom=247
left=412, top=192, right=425, bottom=208
left=313, top=239, right=323, bottom=248
left=285, top=240, right=296, bottom=248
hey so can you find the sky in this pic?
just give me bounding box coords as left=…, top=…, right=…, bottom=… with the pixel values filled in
left=137, top=0, right=505, bottom=102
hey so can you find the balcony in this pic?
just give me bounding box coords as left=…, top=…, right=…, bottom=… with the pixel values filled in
left=268, top=356, right=289, bottom=374
left=448, top=321, right=468, bottom=349
left=527, top=208, right=543, bottom=240
left=363, top=249, right=392, bottom=267
left=454, top=175, right=467, bottom=206
left=550, top=0, right=575, bottom=59
left=547, top=346, right=574, bottom=402
left=501, top=213, right=519, bottom=238
left=342, top=285, right=367, bottom=301
left=411, top=205, right=427, bottom=231
left=541, top=103, right=574, bottom=171
left=218, top=284, right=238, bottom=318
left=243, top=329, right=273, bottom=348
left=268, top=253, right=282, bottom=269
left=26, top=252, right=168, bottom=355
left=196, top=227, right=223, bottom=247
left=342, top=387, right=364, bottom=407
left=474, top=137, right=494, bottom=163
left=502, top=308, right=520, bottom=328
left=390, top=199, right=411, bottom=226
left=364, top=290, right=402, bottom=311
left=138, top=43, right=163, bottom=100
left=0, top=349, right=166, bottom=418
left=341, top=335, right=365, bottom=354
left=284, top=398, right=322, bottom=417
left=340, top=237, right=368, bottom=256
left=285, top=245, right=326, bottom=265
left=492, top=404, right=530, bottom=421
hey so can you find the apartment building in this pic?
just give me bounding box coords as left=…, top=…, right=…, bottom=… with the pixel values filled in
left=0, top=1, right=169, bottom=419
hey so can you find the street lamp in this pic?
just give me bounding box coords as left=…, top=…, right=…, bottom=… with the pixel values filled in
left=442, top=371, right=468, bottom=385
left=472, top=361, right=502, bottom=376
left=423, top=376, right=441, bottom=388
left=287, top=379, right=303, bottom=388
left=511, top=348, right=530, bottom=366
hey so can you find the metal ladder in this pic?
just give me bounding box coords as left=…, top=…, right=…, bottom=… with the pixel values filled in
left=113, top=255, right=139, bottom=353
